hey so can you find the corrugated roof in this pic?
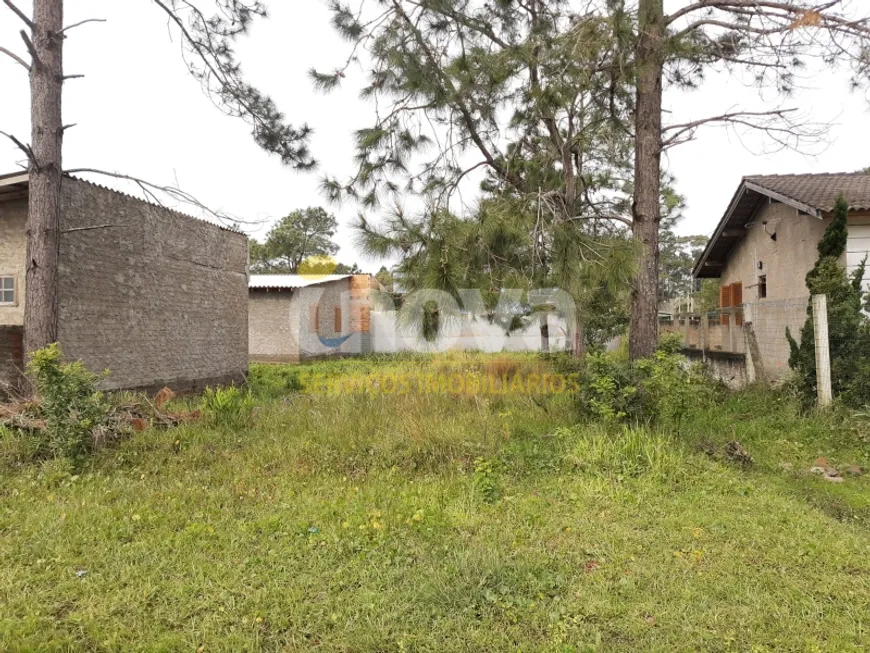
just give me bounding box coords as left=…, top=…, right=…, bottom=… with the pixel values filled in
left=693, top=171, right=870, bottom=278
left=249, top=274, right=352, bottom=289
left=745, top=172, right=870, bottom=213
left=0, top=171, right=244, bottom=235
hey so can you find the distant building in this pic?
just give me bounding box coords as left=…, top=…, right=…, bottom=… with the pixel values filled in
left=248, top=274, right=382, bottom=362
left=249, top=274, right=572, bottom=361
left=0, top=172, right=248, bottom=394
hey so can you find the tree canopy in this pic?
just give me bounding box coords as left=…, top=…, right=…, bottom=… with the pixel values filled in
left=250, top=207, right=340, bottom=273
left=312, top=0, right=870, bottom=359
left=314, top=0, right=634, bottom=227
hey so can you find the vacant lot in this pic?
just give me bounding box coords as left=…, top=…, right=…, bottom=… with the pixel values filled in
left=2, top=353, right=869, bottom=651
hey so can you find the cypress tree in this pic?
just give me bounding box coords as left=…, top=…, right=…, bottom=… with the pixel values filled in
left=787, top=194, right=868, bottom=406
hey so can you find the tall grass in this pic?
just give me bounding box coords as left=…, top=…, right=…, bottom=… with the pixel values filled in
left=562, top=426, right=687, bottom=481
left=2, top=354, right=870, bottom=651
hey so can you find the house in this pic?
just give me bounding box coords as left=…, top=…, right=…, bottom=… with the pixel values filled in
left=694, top=172, right=870, bottom=298
left=689, top=172, right=870, bottom=383
left=248, top=274, right=382, bottom=362
left=0, top=172, right=249, bottom=393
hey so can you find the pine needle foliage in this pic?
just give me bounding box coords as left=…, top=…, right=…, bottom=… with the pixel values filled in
left=156, top=0, right=314, bottom=169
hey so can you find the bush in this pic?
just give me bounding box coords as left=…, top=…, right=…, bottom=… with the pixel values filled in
left=27, top=344, right=110, bottom=461
left=576, top=336, right=714, bottom=428
left=201, top=386, right=255, bottom=429
left=580, top=352, right=641, bottom=423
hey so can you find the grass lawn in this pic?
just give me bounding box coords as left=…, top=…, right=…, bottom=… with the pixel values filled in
left=2, top=353, right=870, bottom=651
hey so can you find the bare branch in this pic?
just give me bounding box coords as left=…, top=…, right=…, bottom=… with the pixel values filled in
left=59, top=18, right=106, bottom=35
left=0, top=45, right=29, bottom=71
left=63, top=168, right=262, bottom=227
left=19, top=30, right=36, bottom=62
left=63, top=74, right=85, bottom=80
left=0, top=129, right=35, bottom=165
left=565, top=214, right=633, bottom=229
left=667, top=0, right=840, bottom=26
left=62, top=224, right=121, bottom=234
left=2, top=0, right=33, bottom=30
left=663, top=108, right=796, bottom=136
left=661, top=107, right=828, bottom=151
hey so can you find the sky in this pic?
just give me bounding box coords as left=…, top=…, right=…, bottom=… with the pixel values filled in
left=2, top=1, right=870, bottom=272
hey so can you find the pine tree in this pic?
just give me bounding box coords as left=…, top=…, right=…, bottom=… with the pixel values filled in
left=2, top=0, right=312, bottom=355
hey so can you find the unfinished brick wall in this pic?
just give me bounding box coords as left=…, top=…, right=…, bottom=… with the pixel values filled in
left=56, top=178, right=249, bottom=391
left=0, top=325, right=24, bottom=394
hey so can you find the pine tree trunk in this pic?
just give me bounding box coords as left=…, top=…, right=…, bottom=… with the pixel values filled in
left=571, top=311, right=585, bottom=357
left=629, top=0, right=664, bottom=361
left=24, top=0, right=64, bottom=354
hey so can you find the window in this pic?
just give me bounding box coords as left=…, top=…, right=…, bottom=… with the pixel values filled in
left=758, top=275, right=767, bottom=299
left=334, top=307, right=342, bottom=332
left=0, top=276, right=15, bottom=305
left=310, top=305, right=320, bottom=332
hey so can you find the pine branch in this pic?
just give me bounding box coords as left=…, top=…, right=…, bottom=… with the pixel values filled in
left=59, top=18, right=107, bottom=35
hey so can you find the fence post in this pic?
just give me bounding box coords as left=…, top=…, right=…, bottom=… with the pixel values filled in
left=812, top=294, right=833, bottom=407
left=701, top=312, right=708, bottom=363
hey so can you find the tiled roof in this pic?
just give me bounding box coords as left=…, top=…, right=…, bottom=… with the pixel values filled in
left=693, top=171, right=870, bottom=279
left=249, top=274, right=352, bottom=289
left=745, top=172, right=870, bottom=212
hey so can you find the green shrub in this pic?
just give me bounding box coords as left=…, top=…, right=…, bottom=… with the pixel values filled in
left=248, top=365, right=304, bottom=398
left=27, top=344, right=109, bottom=462
left=580, top=352, right=640, bottom=423
left=577, top=337, right=714, bottom=428
left=473, top=457, right=500, bottom=503
left=637, top=346, right=712, bottom=431
left=201, top=386, right=255, bottom=429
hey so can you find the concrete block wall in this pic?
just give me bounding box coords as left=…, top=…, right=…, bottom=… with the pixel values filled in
left=249, top=291, right=299, bottom=362
left=0, top=198, right=27, bottom=326
left=56, top=178, right=249, bottom=391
